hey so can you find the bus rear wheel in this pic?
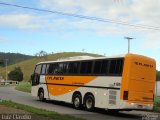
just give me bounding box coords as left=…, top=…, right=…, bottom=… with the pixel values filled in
left=38, top=89, right=46, bottom=102
left=72, top=94, right=82, bottom=109
left=84, top=95, right=95, bottom=111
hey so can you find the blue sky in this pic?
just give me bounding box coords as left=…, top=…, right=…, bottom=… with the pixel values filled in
left=0, top=0, right=160, bottom=70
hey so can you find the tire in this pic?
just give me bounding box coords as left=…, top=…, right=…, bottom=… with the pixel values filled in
left=84, top=95, right=95, bottom=111
left=38, top=89, right=46, bottom=102
left=72, top=94, right=82, bottom=109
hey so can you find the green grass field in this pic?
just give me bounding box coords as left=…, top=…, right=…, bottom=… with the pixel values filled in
left=0, top=52, right=102, bottom=81
left=15, top=82, right=31, bottom=93
left=0, top=100, right=84, bottom=120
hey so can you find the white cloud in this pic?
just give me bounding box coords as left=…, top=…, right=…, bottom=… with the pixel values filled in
left=1, top=1, right=159, bottom=49
left=39, top=0, right=160, bottom=49
left=0, top=14, right=42, bottom=30
left=141, top=32, right=160, bottom=49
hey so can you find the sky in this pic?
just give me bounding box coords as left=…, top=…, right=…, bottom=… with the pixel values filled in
left=0, top=0, right=160, bottom=70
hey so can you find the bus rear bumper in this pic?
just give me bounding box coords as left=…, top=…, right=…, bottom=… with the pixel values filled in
left=118, top=101, right=153, bottom=111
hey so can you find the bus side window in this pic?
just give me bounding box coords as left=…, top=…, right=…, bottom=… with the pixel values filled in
left=41, top=64, right=47, bottom=74
left=68, top=62, right=80, bottom=74
left=48, top=64, right=54, bottom=74
left=93, top=61, right=102, bottom=74
left=58, top=63, right=68, bottom=74
left=45, top=64, right=49, bottom=74
left=101, top=60, right=109, bottom=74
left=48, top=63, right=59, bottom=74
left=93, top=60, right=108, bottom=75
left=80, top=61, right=93, bottom=74
left=109, top=59, right=124, bottom=75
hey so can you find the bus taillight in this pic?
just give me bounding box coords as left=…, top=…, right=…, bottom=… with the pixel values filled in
left=123, top=91, right=128, bottom=100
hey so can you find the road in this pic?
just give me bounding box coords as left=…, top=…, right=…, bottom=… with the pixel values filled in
left=0, top=87, right=158, bottom=120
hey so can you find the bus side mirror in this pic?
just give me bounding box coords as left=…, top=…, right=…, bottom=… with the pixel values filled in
left=31, top=74, right=34, bottom=81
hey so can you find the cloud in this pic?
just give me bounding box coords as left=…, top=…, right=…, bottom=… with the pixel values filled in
left=39, top=0, right=160, bottom=49
left=141, top=32, right=160, bottom=49
left=1, top=1, right=159, bottom=49
left=0, top=14, right=43, bottom=30
left=39, top=0, right=160, bottom=27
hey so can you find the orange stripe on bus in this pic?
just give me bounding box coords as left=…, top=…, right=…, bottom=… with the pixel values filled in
left=45, top=76, right=96, bottom=96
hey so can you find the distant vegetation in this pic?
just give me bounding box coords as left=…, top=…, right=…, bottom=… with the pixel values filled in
left=1, top=51, right=159, bottom=81
left=0, top=52, right=33, bottom=67
left=0, top=52, right=103, bottom=81
left=8, top=67, right=23, bottom=81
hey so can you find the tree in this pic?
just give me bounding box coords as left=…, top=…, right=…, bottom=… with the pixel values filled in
left=8, top=67, right=23, bottom=81
left=0, top=60, right=4, bottom=67
left=35, top=50, right=48, bottom=60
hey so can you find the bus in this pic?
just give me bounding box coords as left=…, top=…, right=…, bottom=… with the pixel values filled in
left=31, top=54, right=156, bottom=111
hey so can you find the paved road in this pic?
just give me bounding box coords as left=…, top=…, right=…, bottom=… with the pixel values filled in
left=0, top=87, right=158, bottom=120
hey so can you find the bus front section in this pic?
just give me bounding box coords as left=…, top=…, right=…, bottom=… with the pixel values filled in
left=120, top=54, right=156, bottom=110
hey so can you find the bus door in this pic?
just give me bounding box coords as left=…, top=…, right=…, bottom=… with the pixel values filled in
left=31, top=64, right=42, bottom=86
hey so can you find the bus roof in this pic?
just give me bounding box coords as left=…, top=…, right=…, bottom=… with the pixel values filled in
left=36, top=54, right=126, bottom=65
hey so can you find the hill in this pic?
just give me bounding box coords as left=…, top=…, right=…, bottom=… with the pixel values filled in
left=0, top=52, right=33, bottom=66
left=0, top=52, right=103, bottom=81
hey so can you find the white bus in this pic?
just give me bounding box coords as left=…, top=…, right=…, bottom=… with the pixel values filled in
left=31, top=54, right=156, bottom=111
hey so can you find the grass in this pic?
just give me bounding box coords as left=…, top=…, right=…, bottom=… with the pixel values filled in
left=0, top=100, right=84, bottom=120
left=154, top=96, right=160, bottom=112
left=15, top=82, right=31, bottom=93
left=0, top=52, right=103, bottom=81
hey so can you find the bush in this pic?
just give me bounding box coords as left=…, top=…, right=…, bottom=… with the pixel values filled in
left=15, top=82, right=31, bottom=93
left=8, top=67, right=23, bottom=81
left=154, top=97, right=160, bottom=112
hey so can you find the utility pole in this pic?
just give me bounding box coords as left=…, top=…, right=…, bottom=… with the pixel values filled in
left=125, top=37, right=134, bottom=53
left=5, top=59, right=8, bottom=81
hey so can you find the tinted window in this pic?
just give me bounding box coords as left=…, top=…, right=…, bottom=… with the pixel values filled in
left=68, top=62, right=80, bottom=74
left=101, top=60, right=109, bottom=74
left=80, top=61, right=93, bottom=74
left=94, top=61, right=102, bottom=74
left=58, top=63, right=68, bottom=74
left=109, top=59, right=123, bottom=75
left=48, top=63, right=59, bottom=74
left=93, top=60, right=108, bottom=74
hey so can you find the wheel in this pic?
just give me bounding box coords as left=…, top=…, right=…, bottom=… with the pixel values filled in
left=84, top=95, right=95, bottom=111
left=73, top=94, right=82, bottom=109
left=38, top=89, right=46, bottom=102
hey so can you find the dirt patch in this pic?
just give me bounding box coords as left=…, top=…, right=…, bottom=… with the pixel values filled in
left=0, top=105, right=54, bottom=120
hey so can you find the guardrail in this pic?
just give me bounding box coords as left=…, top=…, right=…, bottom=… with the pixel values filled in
left=0, top=81, right=19, bottom=86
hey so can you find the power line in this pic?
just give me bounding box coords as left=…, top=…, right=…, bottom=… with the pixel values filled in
left=0, top=2, right=160, bottom=31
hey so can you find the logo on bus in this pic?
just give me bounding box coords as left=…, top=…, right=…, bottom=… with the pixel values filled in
left=134, top=62, right=153, bottom=68
left=46, top=76, right=64, bottom=80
